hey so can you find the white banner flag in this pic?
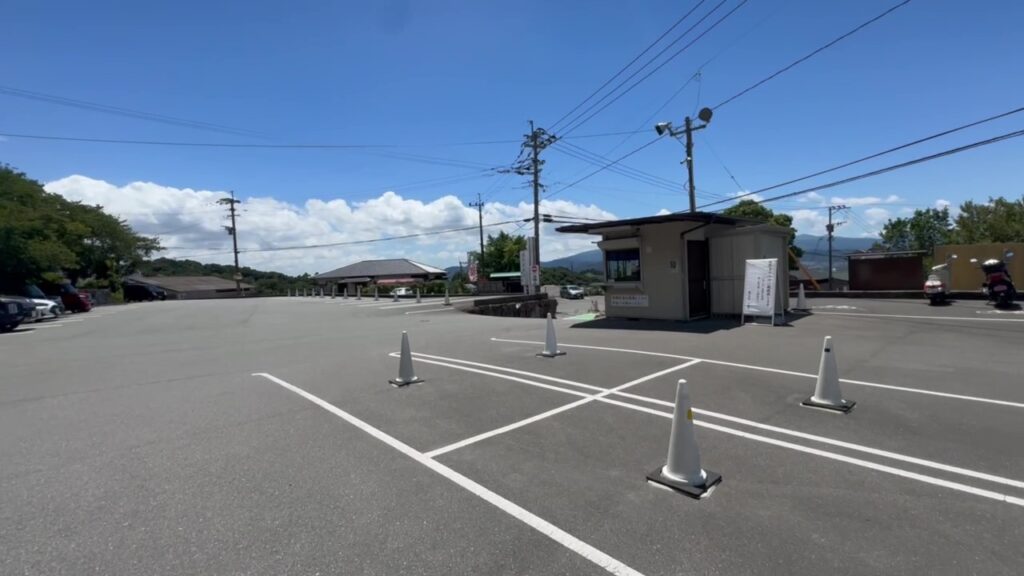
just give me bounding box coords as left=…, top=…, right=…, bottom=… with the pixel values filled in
left=742, top=258, right=778, bottom=319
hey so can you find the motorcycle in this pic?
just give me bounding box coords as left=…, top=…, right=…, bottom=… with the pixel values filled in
left=970, top=250, right=1016, bottom=308
left=923, top=254, right=956, bottom=305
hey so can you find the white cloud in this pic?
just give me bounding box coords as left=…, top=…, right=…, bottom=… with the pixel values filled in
left=732, top=190, right=763, bottom=202
left=863, top=207, right=890, bottom=225
left=935, top=199, right=951, bottom=210
left=45, top=175, right=617, bottom=275
left=788, top=209, right=829, bottom=236
left=829, top=194, right=901, bottom=207
left=797, top=191, right=825, bottom=204
left=655, top=208, right=672, bottom=216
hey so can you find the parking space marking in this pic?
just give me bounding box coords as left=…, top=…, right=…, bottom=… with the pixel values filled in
left=393, top=354, right=593, bottom=399
left=595, top=397, right=1024, bottom=508
left=612, top=392, right=1024, bottom=490
left=405, top=307, right=457, bottom=315
left=376, top=298, right=477, bottom=310
left=815, top=311, right=1024, bottom=323
left=253, top=372, right=645, bottom=576
left=416, top=351, right=1024, bottom=491
left=424, top=360, right=699, bottom=458
left=490, top=338, right=1024, bottom=409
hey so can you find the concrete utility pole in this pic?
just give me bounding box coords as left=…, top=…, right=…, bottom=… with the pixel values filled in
left=218, top=191, right=242, bottom=296
left=510, top=121, right=557, bottom=293
left=826, top=204, right=848, bottom=290
left=468, top=193, right=485, bottom=274
left=655, top=107, right=714, bottom=213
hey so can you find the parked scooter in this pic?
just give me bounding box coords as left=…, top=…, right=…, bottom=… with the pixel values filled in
left=923, top=254, right=957, bottom=305
left=969, top=249, right=1016, bottom=308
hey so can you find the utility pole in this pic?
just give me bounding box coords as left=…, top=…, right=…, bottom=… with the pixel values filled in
left=468, top=193, right=485, bottom=274
left=511, top=121, right=557, bottom=293
left=219, top=191, right=242, bottom=296
left=655, top=107, right=714, bottom=213
left=826, top=204, right=848, bottom=290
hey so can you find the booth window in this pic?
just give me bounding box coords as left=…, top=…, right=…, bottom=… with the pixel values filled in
left=605, top=248, right=641, bottom=282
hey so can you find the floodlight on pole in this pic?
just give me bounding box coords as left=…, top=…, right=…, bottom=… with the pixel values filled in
left=654, top=108, right=714, bottom=213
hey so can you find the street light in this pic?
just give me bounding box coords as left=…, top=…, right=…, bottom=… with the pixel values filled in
left=655, top=107, right=714, bottom=213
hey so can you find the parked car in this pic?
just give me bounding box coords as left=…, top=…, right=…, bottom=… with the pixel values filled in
left=392, top=287, right=414, bottom=298
left=20, top=284, right=63, bottom=321
left=123, top=283, right=167, bottom=302
left=0, top=296, right=33, bottom=332
left=560, top=285, right=585, bottom=299
left=38, top=280, right=92, bottom=312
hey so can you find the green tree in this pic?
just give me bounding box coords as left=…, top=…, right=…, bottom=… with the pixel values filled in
left=481, top=231, right=527, bottom=273
left=0, top=165, right=160, bottom=287
left=951, top=197, right=1024, bottom=244
left=722, top=199, right=803, bottom=268
left=880, top=207, right=951, bottom=252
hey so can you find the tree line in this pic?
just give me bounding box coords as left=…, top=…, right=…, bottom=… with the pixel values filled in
left=878, top=196, right=1024, bottom=253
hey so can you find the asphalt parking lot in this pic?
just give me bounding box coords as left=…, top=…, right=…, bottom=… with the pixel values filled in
left=2, top=295, right=1022, bottom=575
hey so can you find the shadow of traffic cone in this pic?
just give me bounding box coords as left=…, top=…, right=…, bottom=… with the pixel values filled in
left=444, top=286, right=451, bottom=306
left=537, top=313, right=566, bottom=357
left=389, top=331, right=423, bottom=387
left=647, top=380, right=721, bottom=499
left=795, top=283, right=809, bottom=311
left=801, top=336, right=855, bottom=413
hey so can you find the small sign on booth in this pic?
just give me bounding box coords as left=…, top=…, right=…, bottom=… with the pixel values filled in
left=742, top=258, right=779, bottom=326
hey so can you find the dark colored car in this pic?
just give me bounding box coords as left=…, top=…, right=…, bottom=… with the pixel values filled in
left=124, top=283, right=167, bottom=302
left=0, top=296, right=33, bottom=332
left=38, top=281, right=92, bottom=312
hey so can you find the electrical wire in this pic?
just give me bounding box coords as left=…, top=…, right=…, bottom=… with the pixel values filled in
left=166, top=218, right=531, bottom=260
left=545, top=137, right=665, bottom=200
left=731, top=128, right=1024, bottom=208
left=712, top=0, right=912, bottom=110
left=559, top=0, right=749, bottom=137
left=550, top=141, right=683, bottom=193
left=548, top=0, right=709, bottom=132
left=0, top=85, right=266, bottom=138
left=699, top=105, right=1024, bottom=209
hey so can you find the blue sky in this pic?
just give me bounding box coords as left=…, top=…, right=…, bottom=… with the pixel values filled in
left=3, top=1, right=1022, bottom=271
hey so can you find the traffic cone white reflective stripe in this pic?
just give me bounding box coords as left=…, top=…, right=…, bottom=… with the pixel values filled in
left=537, top=313, right=566, bottom=357
left=374, top=286, right=379, bottom=301
left=416, top=288, right=421, bottom=303
left=389, top=331, right=423, bottom=386
left=801, top=336, right=855, bottom=413
left=444, top=286, right=451, bottom=306
left=357, top=286, right=362, bottom=300
left=647, top=380, right=721, bottom=498
left=796, top=283, right=808, bottom=311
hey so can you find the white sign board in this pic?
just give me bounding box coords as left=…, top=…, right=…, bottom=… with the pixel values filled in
left=742, top=258, right=778, bottom=324
left=609, top=294, right=649, bottom=308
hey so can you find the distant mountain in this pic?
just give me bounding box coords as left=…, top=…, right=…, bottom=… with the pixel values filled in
left=543, top=249, right=603, bottom=271
left=794, top=235, right=877, bottom=277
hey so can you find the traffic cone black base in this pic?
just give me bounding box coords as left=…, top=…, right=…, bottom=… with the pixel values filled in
left=800, top=398, right=856, bottom=413
left=646, top=468, right=721, bottom=499
left=389, top=376, right=424, bottom=387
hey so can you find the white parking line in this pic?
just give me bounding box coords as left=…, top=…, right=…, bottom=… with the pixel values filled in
left=489, top=338, right=1024, bottom=409
left=405, top=307, right=457, bottom=315
left=418, top=352, right=1024, bottom=491
left=425, top=360, right=699, bottom=458
left=815, top=311, right=1024, bottom=322
left=376, top=298, right=477, bottom=310
left=252, top=372, right=645, bottom=576
left=594, top=397, right=1023, bottom=507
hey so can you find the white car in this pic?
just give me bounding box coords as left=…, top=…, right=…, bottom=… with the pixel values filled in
left=30, top=298, right=62, bottom=321
left=392, top=287, right=414, bottom=298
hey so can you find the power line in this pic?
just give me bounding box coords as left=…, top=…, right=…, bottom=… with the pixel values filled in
left=547, top=0, right=709, bottom=132
left=166, top=218, right=530, bottom=260
left=545, top=136, right=665, bottom=200
left=712, top=0, right=912, bottom=110
left=738, top=128, right=1024, bottom=208
left=559, top=0, right=749, bottom=137
left=549, top=141, right=683, bottom=193
left=699, top=105, right=1024, bottom=209
left=0, top=85, right=266, bottom=138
